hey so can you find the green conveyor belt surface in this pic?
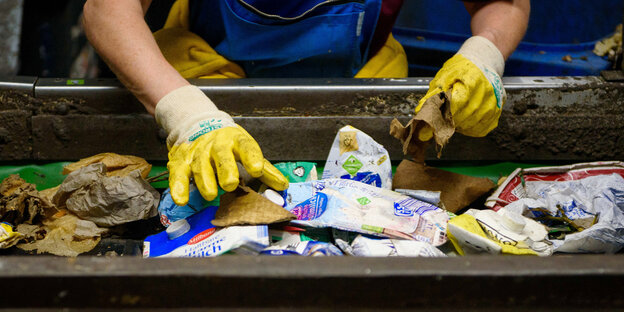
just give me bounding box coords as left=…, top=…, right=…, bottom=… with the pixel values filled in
left=0, top=161, right=548, bottom=191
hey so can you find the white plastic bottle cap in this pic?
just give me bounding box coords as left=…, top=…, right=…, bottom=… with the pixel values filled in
left=501, top=211, right=526, bottom=233
left=262, top=189, right=285, bottom=207
left=166, top=219, right=191, bottom=240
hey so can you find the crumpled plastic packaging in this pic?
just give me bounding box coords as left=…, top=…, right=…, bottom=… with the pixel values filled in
left=487, top=162, right=624, bottom=253
left=52, top=163, right=159, bottom=227
left=144, top=206, right=269, bottom=258
left=395, top=189, right=442, bottom=207
left=348, top=234, right=446, bottom=257
left=447, top=208, right=553, bottom=256
left=274, top=162, right=318, bottom=183
left=18, top=211, right=107, bottom=257
left=322, top=125, right=392, bottom=189
left=158, top=183, right=220, bottom=227
left=502, top=174, right=624, bottom=253
left=0, top=222, right=24, bottom=249
left=283, top=179, right=449, bottom=246
left=261, top=240, right=343, bottom=256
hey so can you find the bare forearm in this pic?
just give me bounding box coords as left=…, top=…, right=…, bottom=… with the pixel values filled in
left=464, top=0, right=530, bottom=60
left=83, top=0, right=189, bottom=114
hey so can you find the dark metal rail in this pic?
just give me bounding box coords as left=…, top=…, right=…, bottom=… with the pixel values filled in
left=0, top=255, right=622, bottom=310
left=0, top=76, right=621, bottom=162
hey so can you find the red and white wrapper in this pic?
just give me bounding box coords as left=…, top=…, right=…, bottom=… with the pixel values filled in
left=486, top=161, right=624, bottom=211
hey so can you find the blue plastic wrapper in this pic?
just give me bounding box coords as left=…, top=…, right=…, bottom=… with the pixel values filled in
left=158, top=183, right=221, bottom=227
left=144, top=206, right=269, bottom=258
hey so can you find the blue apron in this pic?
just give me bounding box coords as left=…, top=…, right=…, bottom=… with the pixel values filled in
left=188, top=0, right=382, bottom=77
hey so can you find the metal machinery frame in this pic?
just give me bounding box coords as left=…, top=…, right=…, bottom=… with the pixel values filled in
left=0, top=76, right=623, bottom=310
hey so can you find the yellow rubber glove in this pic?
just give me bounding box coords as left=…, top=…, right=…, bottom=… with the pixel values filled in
left=416, top=36, right=506, bottom=139
left=156, top=85, right=289, bottom=205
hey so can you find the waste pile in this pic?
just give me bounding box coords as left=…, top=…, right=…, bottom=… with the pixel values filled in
left=0, top=153, right=160, bottom=256
left=1, top=95, right=623, bottom=257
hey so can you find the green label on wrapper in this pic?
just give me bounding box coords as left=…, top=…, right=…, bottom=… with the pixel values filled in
left=357, top=197, right=371, bottom=205
left=361, top=224, right=384, bottom=233
left=342, top=155, right=363, bottom=175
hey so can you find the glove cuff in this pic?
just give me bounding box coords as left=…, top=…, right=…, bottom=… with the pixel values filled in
left=457, top=36, right=505, bottom=77
left=155, top=85, right=235, bottom=147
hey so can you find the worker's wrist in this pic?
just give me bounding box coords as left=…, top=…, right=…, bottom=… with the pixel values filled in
left=155, top=85, right=235, bottom=147
left=457, top=36, right=505, bottom=77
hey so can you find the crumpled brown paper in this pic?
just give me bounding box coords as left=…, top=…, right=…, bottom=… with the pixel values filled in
left=390, top=92, right=455, bottom=159
left=18, top=210, right=107, bottom=257
left=392, top=159, right=494, bottom=213
left=62, top=153, right=152, bottom=179
left=53, top=163, right=159, bottom=227
left=0, top=175, right=56, bottom=225
left=390, top=92, right=494, bottom=213
left=212, top=186, right=295, bottom=227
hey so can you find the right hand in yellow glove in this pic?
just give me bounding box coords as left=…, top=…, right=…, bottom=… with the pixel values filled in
left=155, top=85, right=289, bottom=205
left=416, top=36, right=506, bottom=140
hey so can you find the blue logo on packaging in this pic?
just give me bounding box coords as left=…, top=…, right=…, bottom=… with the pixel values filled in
left=394, top=199, right=415, bottom=217
left=340, top=171, right=382, bottom=188
left=290, top=193, right=328, bottom=220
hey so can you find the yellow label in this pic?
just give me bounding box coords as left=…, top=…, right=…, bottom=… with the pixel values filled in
left=339, top=131, right=359, bottom=155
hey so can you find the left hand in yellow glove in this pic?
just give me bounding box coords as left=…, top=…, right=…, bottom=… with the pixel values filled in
left=416, top=36, right=506, bottom=139
left=156, top=85, right=288, bottom=206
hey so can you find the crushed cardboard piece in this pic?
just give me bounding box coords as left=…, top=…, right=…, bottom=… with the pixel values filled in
left=389, top=93, right=494, bottom=213
left=0, top=175, right=56, bottom=225
left=39, top=185, right=60, bottom=204
left=18, top=212, right=106, bottom=257
left=393, top=159, right=494, bottom=213
left=62, top=153, right=152, bottom=179
left=390, top=92, right=454, bottom=158
left=53, top=163, right=159, bottom=227
left=212, top=186, right=295, bottom=227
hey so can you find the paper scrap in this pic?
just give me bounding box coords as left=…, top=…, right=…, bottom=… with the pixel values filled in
left=53, top=163, right=159, bottom=227
left=392, top=159, right=494, bottom=213
left=212, top=186, right=295, bottom=227
left=390, top=92, right=454, bottom=158
left=0, top=175, right=56, bottom=225
left=18, top=212, right=107, bottom=257
left=62, top=152, right=152, bottom=179
left=390, top=91, right=494, bottom=213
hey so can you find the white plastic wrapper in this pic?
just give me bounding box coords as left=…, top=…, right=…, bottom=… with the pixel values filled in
left=503, top=173, right=624, bottom=253
left=350, top=235, right=446, bottom=257
left=322, top=125, right=392, bottom=189
left=395, top=189, right=442, bottom=206
left=486, top=161, right=624, bottom=253
left=459, top=209, right=553, bottom=256
left=283, top=179, right=449, bottom=246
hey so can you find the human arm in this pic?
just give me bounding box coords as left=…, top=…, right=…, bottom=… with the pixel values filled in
left=82, top=0, right=288, bottom=204
left=82, top=0, right=188, bottom=114
left=416, top=0, right=530, bottom=138
left=464, top=0, right=530, bottom=60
